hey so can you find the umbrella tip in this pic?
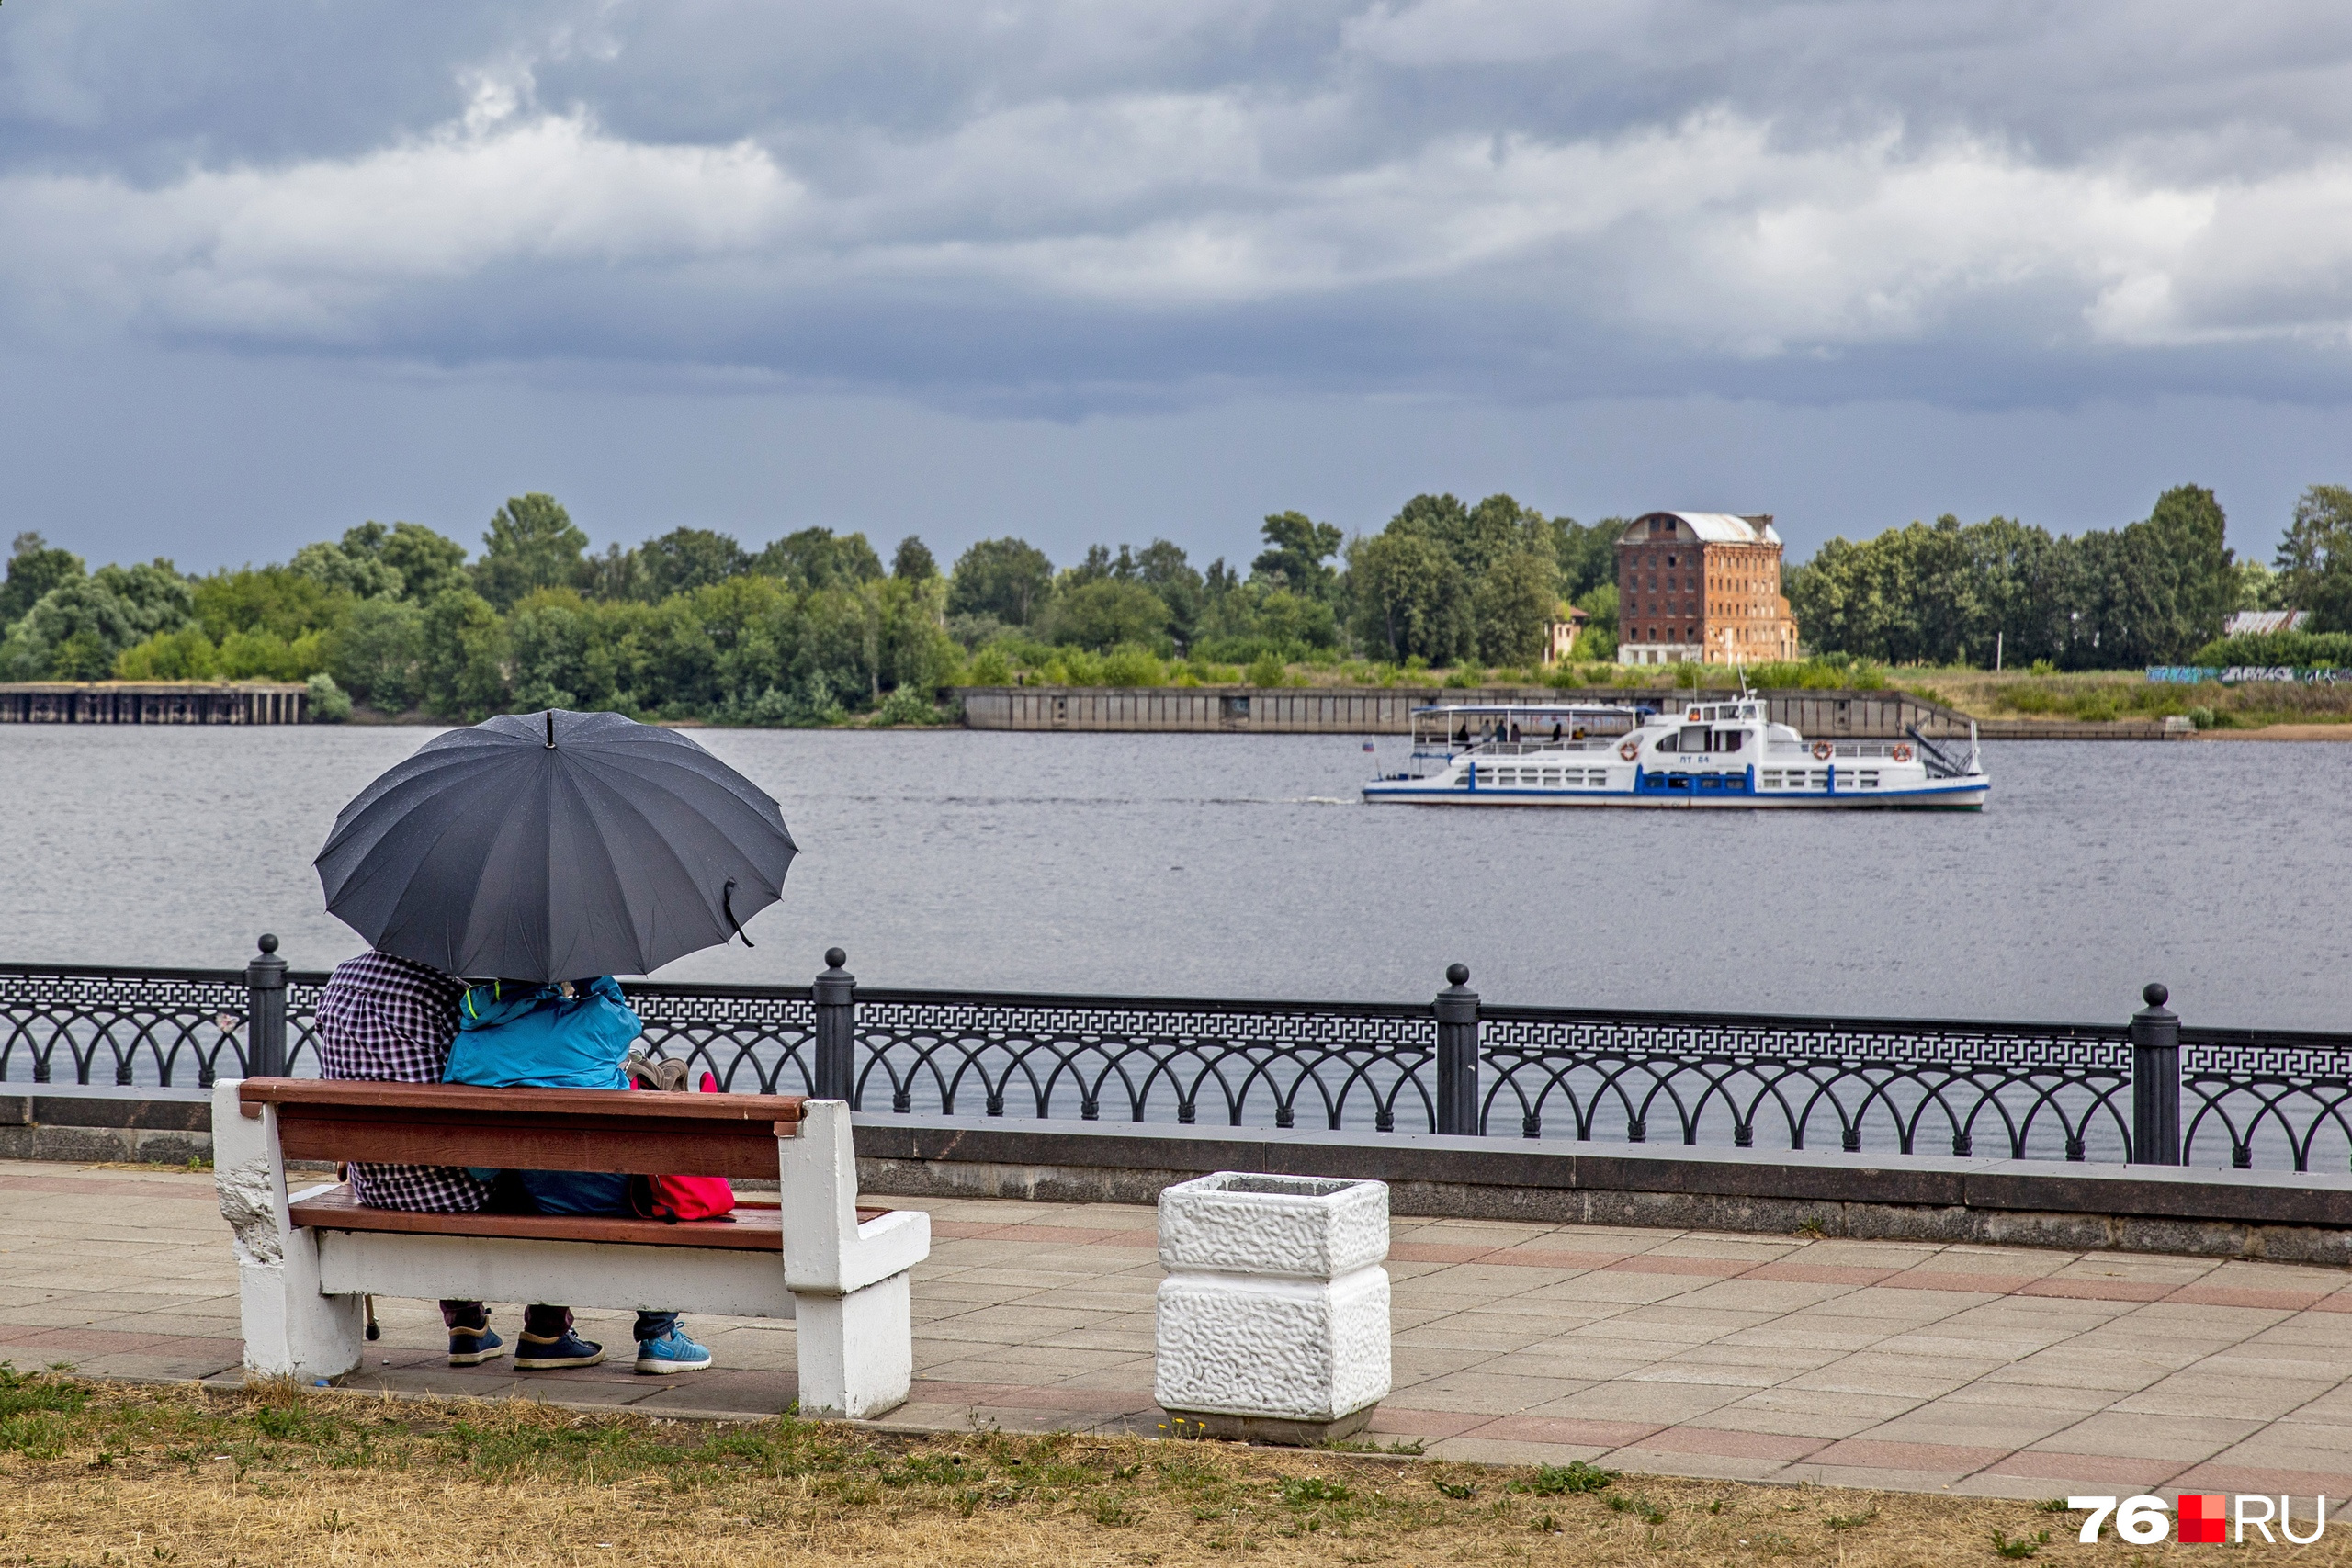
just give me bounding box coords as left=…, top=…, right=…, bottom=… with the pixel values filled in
left=545, top=710, right=556, bottom=749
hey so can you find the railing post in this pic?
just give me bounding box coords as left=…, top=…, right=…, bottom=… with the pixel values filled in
left=1434, top=962, right=1480, bottom=1137
left=2130, top=981, right=2180, bottom=1165
left=243, top=933, right=288, bottom=1078
left=813, top=947, right=857, bottom=1103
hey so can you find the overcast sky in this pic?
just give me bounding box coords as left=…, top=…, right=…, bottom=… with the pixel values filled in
left=6, top=0, right=2351, bottom=573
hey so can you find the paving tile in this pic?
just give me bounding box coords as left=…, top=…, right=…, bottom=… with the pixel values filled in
left=1425, top=1434, right=1616, bottom=1466
left=2111, top=1374, right=2337, bottom=1421
left=1683, top=1386, right=1921, bottom=1439
left=1595, top=1445, right=1795, bottom=1482
left=2025, top=1410, right=2263, bottom=1461
left=1526, top=1380, right=1745, bottom=1425
left=1385, top=1372, right=1592, bottom=1416
left=19, top=1163, right=2352, bottom=1512
left=1965, top=1450, right=2191, bottom=1490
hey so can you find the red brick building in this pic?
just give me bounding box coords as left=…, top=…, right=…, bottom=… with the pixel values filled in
left=1615, top=512, right=1798, bottom=666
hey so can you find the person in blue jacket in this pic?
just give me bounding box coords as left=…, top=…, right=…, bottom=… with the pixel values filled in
left=445, top=976, right=714, bottom=1375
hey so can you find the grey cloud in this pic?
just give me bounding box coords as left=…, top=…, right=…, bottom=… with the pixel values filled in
left=6, top=0, right=2352, bottom=414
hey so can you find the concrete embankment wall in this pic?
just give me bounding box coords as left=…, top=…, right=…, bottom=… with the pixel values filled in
left=954, top=685, right=2033, bottom=739
left=20, top=1089, right=2340, bottom=1263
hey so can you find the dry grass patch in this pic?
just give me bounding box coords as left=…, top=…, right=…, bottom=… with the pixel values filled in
left=0, top=1371, right=2330, bottom=1565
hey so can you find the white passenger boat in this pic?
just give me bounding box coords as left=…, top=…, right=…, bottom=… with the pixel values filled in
left=1361, top=699, right=1990, bottom=809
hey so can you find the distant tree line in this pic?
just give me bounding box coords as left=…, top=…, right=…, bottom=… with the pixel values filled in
left=1789, top=484, right=2352, bottom=669
left=0, top=491, right=1625, bottom=722
left=13, top=479, right=2328, bottom=719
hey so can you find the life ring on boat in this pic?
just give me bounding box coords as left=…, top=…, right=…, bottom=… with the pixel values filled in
left=1890, top=743, right=1913, bottom=763
left=1619, top=739, right=1641, bottom=761
left=1811, top=741, right=1833, bottom=761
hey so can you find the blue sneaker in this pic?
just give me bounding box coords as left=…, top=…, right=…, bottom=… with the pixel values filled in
left=447, top=1324, right=505, bottom=1367
left=514, top=1327, right=606, bottom=1370
left=634, top=1327, right=713, bottom=1374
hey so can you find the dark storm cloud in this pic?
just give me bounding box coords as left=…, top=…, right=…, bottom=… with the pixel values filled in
left=6, top=0, right=2352, bottom=412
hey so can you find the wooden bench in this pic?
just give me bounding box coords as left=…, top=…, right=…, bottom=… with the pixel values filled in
left=209, top=1078, right=930, bottom=1419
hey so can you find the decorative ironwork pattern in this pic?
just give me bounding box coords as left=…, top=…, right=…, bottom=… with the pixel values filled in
left=7, top=958, right=2352, bottom=1176
left=849, top=990, right=1435, bottom=1129
left=2182, top=1029, right=2352, bottom=1173
left=0, top=964, right=256, bottom=1088
left=1479, top=1007, right=2136, bottom=1161
left=623, top=982, right=818, bottom=1094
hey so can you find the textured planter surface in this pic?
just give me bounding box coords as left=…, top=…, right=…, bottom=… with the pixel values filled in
left=1154, top=1171, right=1391, bottom=1432
left=1158, top=1172, right=1389, bottom=1279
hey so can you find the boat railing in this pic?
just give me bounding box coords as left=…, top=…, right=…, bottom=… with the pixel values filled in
left=1766, top=740, right=1914, bottom=761
left=1420, top=738, right=1626, bottom=758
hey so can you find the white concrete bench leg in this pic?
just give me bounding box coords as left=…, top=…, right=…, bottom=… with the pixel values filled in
left=792, top=1271, right=913, bottom=1419
left=779, top=1100, right=928, bottom=1419
left=210, top=1080, right=365, bottom=1382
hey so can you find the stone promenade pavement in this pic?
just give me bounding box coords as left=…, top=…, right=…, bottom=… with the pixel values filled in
left=8, top=1160, right=2352, bottom=1502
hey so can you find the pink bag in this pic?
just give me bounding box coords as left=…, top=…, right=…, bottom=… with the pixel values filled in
left=626, top=1070, right=738, bottom=1222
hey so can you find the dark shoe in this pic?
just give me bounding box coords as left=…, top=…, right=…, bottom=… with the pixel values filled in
left=448, top=1325, right=506, bottom=1367
left=514, top=1328, right=606, bottom=1370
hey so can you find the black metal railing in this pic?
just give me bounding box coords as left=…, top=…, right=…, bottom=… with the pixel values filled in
left=4, top=940, right=2348, bottom=1173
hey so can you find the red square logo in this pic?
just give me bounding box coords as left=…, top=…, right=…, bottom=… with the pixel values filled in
left=2177, top=1494, right=2227, bottom=1543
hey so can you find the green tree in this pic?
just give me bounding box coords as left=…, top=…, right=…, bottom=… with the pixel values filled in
left=475, top=494, right=589, bottom=610
left=1, top=579, right=138, bottom=679
left=1048, top=578, right=1170, bottom=652
left=891, top=536, right=939, bottom=581
left=1348, top=528, right=1472, bottom=664
left=640, top=527, right=751, bottom=601
left=1555, top=517, right=1627, bottom=601
left=1250, top=513, right=1343, bottom=601
left=1132, top=539, right=1204, bottom=649
left=421, top=588, right=510, bottom=719
left=191, top=566, right=345, bottom=643
left=947, top=537, right=1056, bottom=626
left=1473, top=549, right=1560, bottom=664
left=755, top=527, right=884, bottom=592
left=331, top=598, right=427, bottom=713
left=378, top=523, right=470, bottom=604
left=2278, top=484, right=2352, bottom=633
left=0, top=533, right=85, bottom=627
left=288, top=538, right=405, bottom=600
left=115, top=626, right=220, bottom=680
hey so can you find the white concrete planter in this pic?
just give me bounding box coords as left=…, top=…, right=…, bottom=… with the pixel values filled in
left=1153, top=1171, right=1390, bottom=1443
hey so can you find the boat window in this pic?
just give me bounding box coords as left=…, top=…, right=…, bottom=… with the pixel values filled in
left=1713, top=730, right=1746, bottom=752
left=1677, top=725, right=1710, bottom=751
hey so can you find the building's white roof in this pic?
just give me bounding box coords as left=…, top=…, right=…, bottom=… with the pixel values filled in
left=1646, top=512, right=1781, bottom=546
left=2225, top=610, right=2309, bottom=637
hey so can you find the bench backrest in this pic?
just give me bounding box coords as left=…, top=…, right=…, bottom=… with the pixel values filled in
left=236, top=1077, right=807, bottom=1179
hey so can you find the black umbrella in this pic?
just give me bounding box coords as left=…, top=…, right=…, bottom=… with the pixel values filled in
left=316, top=709, right=797, bottom=981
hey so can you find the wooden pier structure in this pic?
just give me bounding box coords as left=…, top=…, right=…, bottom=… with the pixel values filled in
left=0, top=682, right=309, bottom=725
left=955, top=685, right=2007, bottom=739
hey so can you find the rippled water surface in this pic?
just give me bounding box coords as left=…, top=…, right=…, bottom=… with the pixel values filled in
left=1, top=725, right=2346, bottom=1032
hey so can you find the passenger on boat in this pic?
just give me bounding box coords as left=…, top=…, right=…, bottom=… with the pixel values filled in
left=1509, top=722, right=1521, bottom=742
left=1551, top=721, right=1563, bottom=742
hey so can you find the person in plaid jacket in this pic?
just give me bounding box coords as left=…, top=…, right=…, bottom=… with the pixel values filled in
left=315, top=950, right=602, bottom=1369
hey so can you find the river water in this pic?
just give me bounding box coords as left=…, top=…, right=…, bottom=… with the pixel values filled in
left=0, top=725, right=2345, bottom=1033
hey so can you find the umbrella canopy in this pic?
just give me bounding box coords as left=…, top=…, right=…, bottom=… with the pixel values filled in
left=316, top=709, right=797, bottom=982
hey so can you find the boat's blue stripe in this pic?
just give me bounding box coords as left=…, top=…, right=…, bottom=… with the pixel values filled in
left=1362, top=781, right=1986, bottom=801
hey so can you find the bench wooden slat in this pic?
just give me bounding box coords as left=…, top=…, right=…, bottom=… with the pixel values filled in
left=241, top=1077, right=807, bottom=1125
left=275, top=1117, right=782, bottom=1178
left=237, top=1077, right=808, bottom=1178
left=286, top=1187, right=895, bottom=1254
